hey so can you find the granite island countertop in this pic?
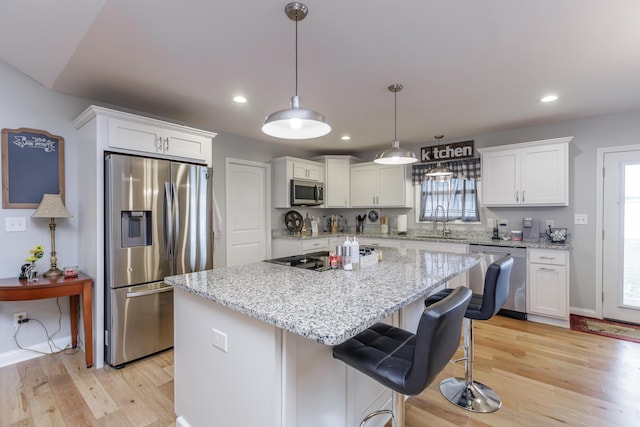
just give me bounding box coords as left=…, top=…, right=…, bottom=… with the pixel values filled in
left=165, top=248, right=482, bottom=346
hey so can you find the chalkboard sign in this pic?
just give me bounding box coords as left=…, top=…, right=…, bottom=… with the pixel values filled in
left=1, top=128, right=65, bottom=208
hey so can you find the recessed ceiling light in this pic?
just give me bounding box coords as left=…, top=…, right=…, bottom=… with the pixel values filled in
left=341, top=135, right=351, bottom=141
left=233, top=96, right=247, bottom=103
left=539, top=95, right=558, bottom=103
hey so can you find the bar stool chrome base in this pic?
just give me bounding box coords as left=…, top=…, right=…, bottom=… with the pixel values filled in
left=439, top=377, right=502, bottom=413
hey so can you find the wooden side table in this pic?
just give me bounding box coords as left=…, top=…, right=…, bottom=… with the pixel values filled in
left=0, top=273, right=93, bottom=367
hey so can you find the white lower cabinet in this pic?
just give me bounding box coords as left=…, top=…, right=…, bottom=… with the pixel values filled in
left=357, top=237, right=402, bottom=249
left=272, top=238, right=330, bottom=258
left=527, top=248, right=570, bottom=327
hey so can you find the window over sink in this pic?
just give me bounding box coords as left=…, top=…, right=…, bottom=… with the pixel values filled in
left=413, top=158, right=481, bottom=224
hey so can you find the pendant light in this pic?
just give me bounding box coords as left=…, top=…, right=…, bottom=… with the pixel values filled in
left=374, top=84, right=418, bottom=165
left=262, top=2, right=331, bottom=139
left=425, top=135, right=454, bottom=179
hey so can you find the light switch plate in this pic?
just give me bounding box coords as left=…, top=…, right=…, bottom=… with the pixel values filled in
left=574, top=214, right=588, bottom=225
left=5, top=217, right=27, bottom=232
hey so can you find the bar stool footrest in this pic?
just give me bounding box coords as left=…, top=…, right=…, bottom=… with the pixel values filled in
left=439, top=377, right=502, bottom=413
left=359, top=409, right=393, bottom=427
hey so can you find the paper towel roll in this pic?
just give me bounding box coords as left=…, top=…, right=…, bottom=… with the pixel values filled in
left=397, top=214, right=407, bottom=233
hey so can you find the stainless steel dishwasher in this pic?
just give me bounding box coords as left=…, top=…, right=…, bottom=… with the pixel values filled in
left=469, top=244, right=527, bottom=320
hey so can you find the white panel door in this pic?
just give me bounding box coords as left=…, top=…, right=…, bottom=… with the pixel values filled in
left=603, top=149, right=640, bottom=323
left=226, top=159, right=270, bottom=267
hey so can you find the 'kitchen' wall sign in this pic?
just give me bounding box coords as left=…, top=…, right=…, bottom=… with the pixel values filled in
left=420, top=140, right=474, bottom=163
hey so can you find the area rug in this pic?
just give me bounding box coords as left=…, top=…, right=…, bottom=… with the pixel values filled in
left=570, top=314, right=640, bottom=343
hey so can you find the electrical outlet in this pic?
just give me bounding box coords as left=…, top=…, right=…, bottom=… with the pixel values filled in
left=212, top=328, right=228, bottom=352
left=486, top=218, right=495, bottom=228
left=13, top=311, right=27, bottom=328
left=574, top=214, right=588, bottom=225
left=546, top=219, right=555, bottom=228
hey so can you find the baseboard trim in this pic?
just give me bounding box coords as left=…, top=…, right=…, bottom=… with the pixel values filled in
left=176, top=416, right=192, bottom=427
left=0, top=335, right=73, bottom=368
left=570, top=306, right=599, bottom=319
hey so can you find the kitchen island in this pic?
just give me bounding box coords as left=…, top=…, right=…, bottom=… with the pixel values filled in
left=165, top=247, right=482, bottom=427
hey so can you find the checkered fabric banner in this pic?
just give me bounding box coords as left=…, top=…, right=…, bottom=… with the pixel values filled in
left=411, top=157, right=481, bottom=184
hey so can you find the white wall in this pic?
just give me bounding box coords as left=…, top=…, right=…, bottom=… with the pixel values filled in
left=0, top=61, right=86, bottom=360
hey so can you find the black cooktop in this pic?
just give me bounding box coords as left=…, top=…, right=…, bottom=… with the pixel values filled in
left=264, top=251, right=332, bottom=272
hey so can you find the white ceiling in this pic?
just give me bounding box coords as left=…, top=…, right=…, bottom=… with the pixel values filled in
left=2, top=0, right=640, bottom=154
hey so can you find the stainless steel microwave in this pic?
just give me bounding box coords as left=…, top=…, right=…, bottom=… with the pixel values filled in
left=290, top=179, right=324, bottom=206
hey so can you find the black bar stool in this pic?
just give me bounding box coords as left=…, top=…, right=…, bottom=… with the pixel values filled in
left=425, top=255, right=513, bottom=413
left=332, top=286, right=472, bottom=427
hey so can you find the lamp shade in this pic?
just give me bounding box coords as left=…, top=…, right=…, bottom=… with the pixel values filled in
left=262, top=96, right=331, bottom=139
left=32, top=194, right=72, bottom=218
left=374, top=140, right=418, bottom=165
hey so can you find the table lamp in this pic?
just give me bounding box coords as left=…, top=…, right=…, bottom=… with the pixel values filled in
left=32, top=194, right=72, bottom=277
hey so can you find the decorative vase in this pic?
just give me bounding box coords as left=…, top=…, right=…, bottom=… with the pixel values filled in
left=26, top=263, right=39, bottom=282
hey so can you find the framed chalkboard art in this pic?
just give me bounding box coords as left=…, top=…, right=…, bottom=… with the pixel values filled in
left=1, top=128, right=65, bottom=208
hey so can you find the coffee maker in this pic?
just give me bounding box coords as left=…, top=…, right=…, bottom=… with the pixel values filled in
left=523, top=217, right=540, bottom=243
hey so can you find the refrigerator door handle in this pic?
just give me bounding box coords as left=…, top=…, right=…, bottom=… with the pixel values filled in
left=172, top=182, right=180, bottom=258
left=126, top=285, right=174, bottom=298
left=164, top=182, right=173, bottom=258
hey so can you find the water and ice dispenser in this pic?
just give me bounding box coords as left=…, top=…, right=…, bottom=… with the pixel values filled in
left=121, top=211, right=152, bottom=247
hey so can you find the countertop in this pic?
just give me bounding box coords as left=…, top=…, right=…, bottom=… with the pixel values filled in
left=164, top=248, right=482, bottom=346
left=272, top=229, right=572, bottom=250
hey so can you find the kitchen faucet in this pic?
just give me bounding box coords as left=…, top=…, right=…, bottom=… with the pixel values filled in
left=432, top=205, right=451, bottom=237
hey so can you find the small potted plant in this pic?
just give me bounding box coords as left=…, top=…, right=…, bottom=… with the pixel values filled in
left=20, top=245, right=44, bottom=281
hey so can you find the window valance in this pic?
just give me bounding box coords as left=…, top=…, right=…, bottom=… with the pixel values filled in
left=411, top=157, right=481, bottom=184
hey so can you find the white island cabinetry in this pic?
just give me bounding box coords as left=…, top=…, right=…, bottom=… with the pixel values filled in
left=168, top=248, right=481, bottom=427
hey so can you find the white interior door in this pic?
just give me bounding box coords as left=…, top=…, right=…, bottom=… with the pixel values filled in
left=225, top=158, right=271, bottom=267
left=602, top=149, right=640, bottom=323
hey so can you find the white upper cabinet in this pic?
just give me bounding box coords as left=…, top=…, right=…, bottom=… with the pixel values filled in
left=272, top=156, right=325, bottom=208
left=479, top=137, right=571, bottom=207
left=73, top=105, right=215, bottom=165
left=292, top=160, right=323, bottom=181
left=313, top=155, right=360, bottom=208
left=350, top=162, right=411, bottom=208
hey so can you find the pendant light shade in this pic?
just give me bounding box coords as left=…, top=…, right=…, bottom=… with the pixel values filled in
left=374, top=84, right=417, bottom=165
left=262, top=3, right=330, bottom=139
left=425, top=135, right=453, bottom=179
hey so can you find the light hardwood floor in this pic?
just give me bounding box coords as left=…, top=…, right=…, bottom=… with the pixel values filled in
left=1, top=316, right=639, bottom=426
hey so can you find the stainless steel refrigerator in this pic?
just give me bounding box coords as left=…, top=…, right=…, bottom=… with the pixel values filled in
left=105, top=153, right=213, bottom=367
